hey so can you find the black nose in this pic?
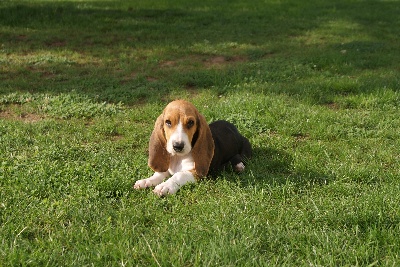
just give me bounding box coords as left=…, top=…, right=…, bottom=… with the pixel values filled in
left=173, top=142, right=185, bottom=152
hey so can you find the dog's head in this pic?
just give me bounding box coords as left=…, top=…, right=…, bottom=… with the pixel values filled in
left=148, top=100, right=214, bottom=177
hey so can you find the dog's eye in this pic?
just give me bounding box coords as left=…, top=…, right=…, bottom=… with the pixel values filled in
left=187, top=120, right=194, bottom=128
left=165, top=120, right=172, bottom=127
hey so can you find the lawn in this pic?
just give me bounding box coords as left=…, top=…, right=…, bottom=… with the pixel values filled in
left=1, top=0, right=400, bottom=266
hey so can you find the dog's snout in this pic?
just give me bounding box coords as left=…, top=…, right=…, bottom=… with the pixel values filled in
left=172, top=141, right=185, bottom=152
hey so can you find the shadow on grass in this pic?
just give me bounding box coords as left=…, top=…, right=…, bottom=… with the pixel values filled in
left=221, top=147, right=333, bottom=191
left=0, top=0, right=399, bottom=105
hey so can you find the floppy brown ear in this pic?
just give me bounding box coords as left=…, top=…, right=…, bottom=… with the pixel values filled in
left=191, top=113, right=215, bottom=177
left=148, top=114, right=170, bottom=172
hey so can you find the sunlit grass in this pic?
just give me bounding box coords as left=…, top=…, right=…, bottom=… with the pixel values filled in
left=0, top=50, right=101, bottom=66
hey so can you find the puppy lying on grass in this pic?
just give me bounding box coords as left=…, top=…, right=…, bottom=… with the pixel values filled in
left=134, top=100, right=252, bottom=196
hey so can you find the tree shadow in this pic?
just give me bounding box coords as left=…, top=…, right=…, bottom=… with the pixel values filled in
left=0, top=0, right=399, bottom=104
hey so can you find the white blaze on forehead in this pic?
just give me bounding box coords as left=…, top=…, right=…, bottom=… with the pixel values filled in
left=166, top=121, right=192, bottom=155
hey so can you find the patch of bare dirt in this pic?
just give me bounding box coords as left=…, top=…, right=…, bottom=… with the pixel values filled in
left=292, top=133, right=310, bottom=141
left=111, top=134, right=124, bottom=142
left=157, top=55, right=248, bottom=70
left=146, top=77, right=158, bottom=82
left=120, top=72, right=139, bottom=84
left=325, top=102, right=340, bottom=110
left=204, top=55, right=248, bottom=69
left=40, top=71, right=57, bottom=79
left=159, top=60, right=176, bottom=68
left=0, top=110, right=43, bottom=123
left=16, top=35, right=28, bottom=41
left=121, top=54, right=249, bottom=86
left=46, top=40, right=67, bottom=47
left=209, top=56, right=226, bottom=64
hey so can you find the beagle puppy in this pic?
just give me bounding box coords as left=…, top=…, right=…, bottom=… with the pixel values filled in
left=134, top=100, right=252, bottom=196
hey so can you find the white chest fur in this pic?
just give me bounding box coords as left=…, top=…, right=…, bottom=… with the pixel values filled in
left=168, top=153, right=195, bottom=175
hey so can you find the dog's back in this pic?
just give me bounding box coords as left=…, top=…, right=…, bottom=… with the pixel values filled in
left=208, top=120, right=252, bottom=174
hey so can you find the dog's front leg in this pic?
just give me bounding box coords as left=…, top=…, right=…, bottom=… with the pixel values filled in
left=134, top=171, right=170, bottom=189
left=153, top=171, right=196, bottom=196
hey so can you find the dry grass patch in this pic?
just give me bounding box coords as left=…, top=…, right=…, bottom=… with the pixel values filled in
left=0, top=107, right=43, bottom=123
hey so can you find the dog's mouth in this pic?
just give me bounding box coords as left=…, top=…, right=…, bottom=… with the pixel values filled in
left=171, top=149, right=189, bottom=156
left=169, top=147, right=191, bottom=157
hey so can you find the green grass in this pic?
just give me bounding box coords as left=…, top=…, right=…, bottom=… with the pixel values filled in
left=1, top=0, right=400, bottom=265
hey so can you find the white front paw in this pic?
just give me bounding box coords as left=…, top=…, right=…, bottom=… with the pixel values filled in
left=153, top=181, right=180, bottom=196
left=134, top=179, right=150, bottom=189
left=134, top=172, right=168, bottom=190
left=134, top=178, right=160, bottom=189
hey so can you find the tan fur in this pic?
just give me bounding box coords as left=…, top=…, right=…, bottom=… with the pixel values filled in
left=148, top=100, right=215, bottom=177
left=148, top=114, right=170, bottom=172
left=190, top=112, right=214, bottom=177
left=162, top=100, right=198, bottom=147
